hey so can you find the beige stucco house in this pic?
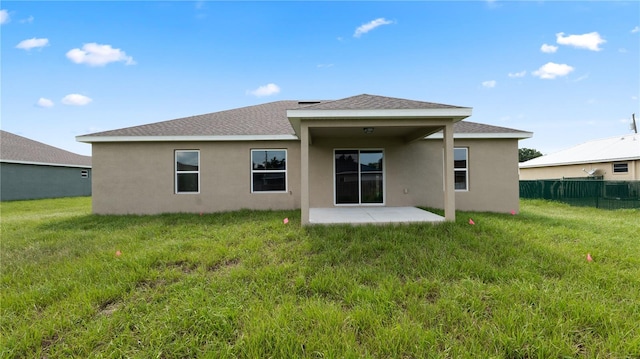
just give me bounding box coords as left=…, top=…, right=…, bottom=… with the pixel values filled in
left=77, top=94, right=532, bottom=224
left=519, top=134, right=640, bottom=181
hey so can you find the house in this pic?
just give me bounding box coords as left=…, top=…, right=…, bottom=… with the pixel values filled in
left=1, top=130, right=92, bottom=201
left=519, top=133, right=640, bottom=180
left=76, top=94, right=532, bottom=224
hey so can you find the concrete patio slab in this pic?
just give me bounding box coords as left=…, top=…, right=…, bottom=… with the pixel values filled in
left=309, top=207, right=445, bottom=225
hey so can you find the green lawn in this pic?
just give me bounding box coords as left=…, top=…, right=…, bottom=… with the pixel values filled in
left=1, top=197, right=639, bottom=358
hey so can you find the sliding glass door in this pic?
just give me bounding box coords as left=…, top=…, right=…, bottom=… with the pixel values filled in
left=335, top=149, right=384, bottom=205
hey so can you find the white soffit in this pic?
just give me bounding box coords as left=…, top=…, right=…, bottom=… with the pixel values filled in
left=1, top=159, right=91, bottom=168
left=287, top=108, right=473, bottom=136
left=426, top=132, right=533, bottom=140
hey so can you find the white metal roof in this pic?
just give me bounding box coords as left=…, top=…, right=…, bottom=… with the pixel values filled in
left=519, top=133, right=640, bottom=168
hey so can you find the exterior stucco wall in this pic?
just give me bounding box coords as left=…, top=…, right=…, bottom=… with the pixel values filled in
left=451, top=139, right=520, bottom=212
left=308, top=137, right=520, bottom=213
left=0, top=162, right=91, bottom=201
left=91, top=141, right=300, bottom=214
left=91, top=138, right=520, bottom=215
left=308, top=137, right=433, bottom=208
left=519, top=159, right=640, bottom=180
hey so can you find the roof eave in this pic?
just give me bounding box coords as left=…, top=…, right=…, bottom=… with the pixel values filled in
left=519, top=156, right=640, bottom=168
left=287, top=108, right=473, bottom=137
left=1, top=159, right=91, bottom=168
left=426, top=132, right=533, bottom=140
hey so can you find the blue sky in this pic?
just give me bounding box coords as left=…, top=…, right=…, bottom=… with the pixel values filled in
left=1, top=1, right=638, bottom=157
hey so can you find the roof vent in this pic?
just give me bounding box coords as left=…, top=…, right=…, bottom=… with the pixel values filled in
left=298, top=101, right=322, bottom=105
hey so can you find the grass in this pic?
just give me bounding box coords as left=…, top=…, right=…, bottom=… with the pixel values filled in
left=1, top=197, right=639, bottom=358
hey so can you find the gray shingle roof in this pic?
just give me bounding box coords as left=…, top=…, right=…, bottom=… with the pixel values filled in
left=78, top=94, right=528, bottom=140
left=1, top=130, right=91, bottom=167
left=453, top=121, right=530, bottom=135
left=84, top=100, right=310, bottom=137
left=299, top=94, right=466, bottom=110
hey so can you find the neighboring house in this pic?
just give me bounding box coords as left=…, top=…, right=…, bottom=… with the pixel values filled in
left=519, top=134, right=640, bottom=180
left=77, top=94, right=532, bottom=224
left=1, top=130, right=92, bottom=201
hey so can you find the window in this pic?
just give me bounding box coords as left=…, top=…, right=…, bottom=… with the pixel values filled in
left=251, top=149, right=287, bottom=192
left=454, top=148, right=468, bottom=191
left=334, top=149, right=384, bottom=204
left=175, top=150, right=199, bottom=193
left=613, top=162, right=628, bottom=174
left=81, top=170, right=89, bottom=178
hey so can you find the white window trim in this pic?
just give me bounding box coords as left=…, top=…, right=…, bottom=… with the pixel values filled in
left=251, top=149, right=288, bottom=193
left=175, top=150, right=200, bottom=194
left=454, top=147, right=469, bottom=192
left=333, top=148, right=386, bottom=206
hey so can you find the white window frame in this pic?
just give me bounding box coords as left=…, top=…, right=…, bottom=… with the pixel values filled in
left=175, top=150, right=200, bottom=194
left=333, top=148, right=386, bottom=206
left=454, top=147, right=469, bottom=192
left=612, top=162, right=629, bottom=174
left=251, top=149, right=288, bottom=193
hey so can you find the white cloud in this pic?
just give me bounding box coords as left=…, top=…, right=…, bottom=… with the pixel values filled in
left=20, top=15, right=34, bottom=24
left=485, top=0, right=500, bottom=8
left=62, top=94, right=92, bottom=106
left=632, top=26, right=639, bottom=34
left=540, top=43, right=558, bottom=53
left=16, top=37, right=48, bottom=50
left=556, top=32, right=606, bottom=51
left=353, top=18, right=393, bottom=38
left=573, top=73, right=589, bottom=82
left=532, top=62, right=574, bottom=79
left=247, top=83, right=280, bottom=97
left=66, top=43, right=135, bottom=66
left=508, top=70, right=527, bottom=78
left=0, top=9, right=9, bottom=25
left=36, top=98, right=54, bottom=108
left=482, top=80, right=496, bottom=88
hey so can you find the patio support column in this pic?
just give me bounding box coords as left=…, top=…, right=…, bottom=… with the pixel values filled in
left=443, top=122, right=456, bottom=221
left=300, top=122, right=310, bottom=225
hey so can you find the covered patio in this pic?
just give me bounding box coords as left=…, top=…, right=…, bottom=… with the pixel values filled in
left=309, top=207, right=444, bottom=225
left=287, top=95, right=473, bottom=226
